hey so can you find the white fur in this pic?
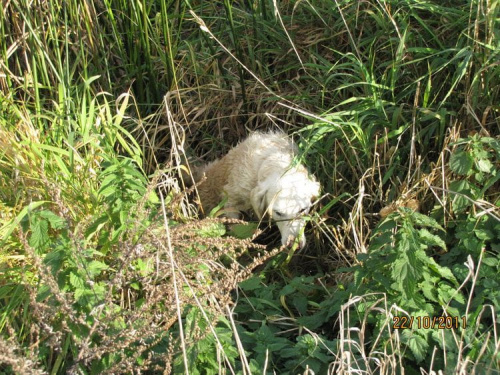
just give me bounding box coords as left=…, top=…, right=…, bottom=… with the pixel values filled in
left=193, top=132, right=320, bottom=249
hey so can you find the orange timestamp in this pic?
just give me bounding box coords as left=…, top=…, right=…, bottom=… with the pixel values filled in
left=393, top=316, right=467, bottom=330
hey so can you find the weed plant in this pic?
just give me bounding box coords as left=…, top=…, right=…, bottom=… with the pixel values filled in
left=1, top=0, right=499, bottom=374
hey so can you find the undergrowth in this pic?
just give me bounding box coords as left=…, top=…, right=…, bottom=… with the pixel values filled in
left=1, top=0, right=499, bottom=374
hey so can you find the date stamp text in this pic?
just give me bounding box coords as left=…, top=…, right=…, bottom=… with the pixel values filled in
left=393, top=316, right=466, bottom=330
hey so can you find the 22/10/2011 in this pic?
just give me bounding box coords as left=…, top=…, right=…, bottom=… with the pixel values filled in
left=393, top=315, right=467, bottom=330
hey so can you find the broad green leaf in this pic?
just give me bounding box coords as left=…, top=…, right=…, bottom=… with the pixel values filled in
left=39, top=210, right=66, bottom=230
left=88, top=260, right=109, bottom=277
left=29, top=219, right=49, bottom=249
left=427, top=257, right=457, bottom=283
left=239, top=276, right=262, bottom=291
left=437, top=283, right=462, bottom=305
left=421, top=281, right=438, bottom=302
left=292, top=294, right=309, bottom=315
left=482, top=257, right=498, bottom=267
left=36, top=284, right=51, bottom=302
left=69, top=272, right=85, bottom=289
left=450, top=150, right=473, bottom=176
left=449, top=180, right=474, bottom=213
left=43, top=248, right=65, bottom=273
left=280, top=284, right=296, bottom=296
left=476, top=158, right=493, bottom=173
left=228, top=223, right=258, bottom=239
left=418, top=228, right=446, bottom=249
left=402, top=330, right=428, bottom=363
left=196, top=222, right=226, bottom=238
left=409, top=211, right=444, bottom=231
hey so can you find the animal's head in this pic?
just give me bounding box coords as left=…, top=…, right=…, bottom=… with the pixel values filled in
left=250, top=169, right=320, bottom=249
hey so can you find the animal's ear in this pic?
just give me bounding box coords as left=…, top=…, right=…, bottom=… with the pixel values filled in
left=250, top=184, right=268, bottom=219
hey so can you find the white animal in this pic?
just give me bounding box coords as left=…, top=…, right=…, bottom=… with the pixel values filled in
left=192, top=132, right=320, bottom=249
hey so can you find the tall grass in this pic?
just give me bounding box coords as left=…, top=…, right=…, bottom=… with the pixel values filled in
left=1, top=0, right=499, bottom=373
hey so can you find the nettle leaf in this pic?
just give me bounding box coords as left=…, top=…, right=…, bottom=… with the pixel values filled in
left=427, top=257, right=457, bottom=283
left=196, top=222, right=226, bottom=238
left=69, top=272, right=86, bottom=289
left=74, top=288, right=87, bottom=304
left=297, top=309, right=330, bottom=330
left=421, top=281, right=438, bottom=302
left=353, top=266, right=365, bottom=289
left=280, top=346, right=300, bottom=359
left=482, top=257, right=498, bottom=267
left=452, top=264, right=470, bottom=282
left=409, top=211, right=444, bottom=231
left=437, top=283, right=463, bottom=305
left=36, top=284, right=52, bottom=302
left=92, top=283, right=106, bottom=301
left=290, top=276, right=316, bottom=292
left=369, top=229, right=394, bottom=252
left=255, top=324, right=291, bottom=352
left=392, top=257, right=417, bottom=297
left=43, top=247, right=66, bottom=274
left=372, top=270, right=393, bottom=290
left=449, top=180, right=475, bottom=213
left=98, top=173, right=118, bottom=197
left=29, top=219, right=50, bottom=249
left=39, top=210, right=66, bottom=230
left=229, top=223, right=258, bottom=239
left=418, top=228, right=446, bottom=250
left=281, top=284, right=296, bottom=296
left=476, top=158, right=493, bottom=173
left=391, top=228, right=426, bottom=298
left=239, top=276, right=262, bottom=291
left=450, top=149, right=474, bottom=175
left=85, top=215, right=108, bottom=241
left=88, top=260, right=109, bottom=278
left=475, top=227, right=495, bottom=241
left=292, top=294, right=309, bottom=315
left=402, top=330, right=429, bottom=363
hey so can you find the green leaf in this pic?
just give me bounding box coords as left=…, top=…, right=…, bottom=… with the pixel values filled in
left=74, top=288, right=88, bottom=304
left=39, top=210, right=66, bottom=229
left=482, top=257, right=498, bottom=267
left=69, top=272, right=86, bottom=289
left=228, top=223, right=258, bottom=239
left=29, top=219, right=49, bottom=249
left=418, top=228, right=446, bottom=249
left=437, top=283, right=461, bottom=305
left=98, top=173, right=118, bottom=197
left=36, top=284, right=52, bottom=302
left=392, top=257, right=416, bottom=296
left=297, top=310, right=329, bottom=330
left=196, top=222, right=226, bottom=238
left=450, top=150, right=473, bottom=175
left=449, top=180, right=474, bottom=213
left=43, top=248, right=65, bottom=274
left=85, top=215, right=108, bottom=241
left=292, top=294, right=309, bottom=315
left=280, top=284, right=296, bottom=296
left=239, top=276, right=262, bottom=291
left=421, top=281, right=438, bottom=302
left=476, top=158, right=493, bottom=173
left=148, top=191, right=160, bottom=204
left=88, top=260, right=109, bottom=277
left=427, top=258, right=456, bottom=283
left=409, top=211, right=444, bottom=231
left=402, top=330, right=428, bottom=363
